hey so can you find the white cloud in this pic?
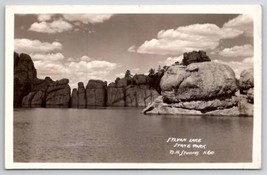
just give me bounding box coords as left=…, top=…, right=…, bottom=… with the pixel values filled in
left=14, top=38, right=62, bottom=54
left=219, top=44, right=253, bottom=57
left=37, top=14, right=53, bottom=21
left=223, top=14, right=253, bottom=37
left=128, top=45, right=136, bottom=52
left=115, top=73, right=125, bottom=78
left=66, top=55, right=92, bottom=62
left=30, top=53, right=64, bottom=61
left=69, top=60, right=117, bottom=72
left=80, top=56, right=92, bottom=62
left=29, top=14, right=113, bottom=34
left=29, top=19, right=73, bottom=34
left=63, top=14, right=113, bottom=24
left=34, top=60, right=67, bottom=75
left=34, top=57, right=118, bottom=89
left=132, top=14, right=253, bottom=56
left=160, top=55, right=183, bottom=66
left=133, top=23, right=243, bottom=55
left=214, top=57, right=253, bottom=78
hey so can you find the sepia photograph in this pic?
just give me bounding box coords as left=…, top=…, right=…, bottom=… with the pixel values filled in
left=5, top=5, right=262, bottom=169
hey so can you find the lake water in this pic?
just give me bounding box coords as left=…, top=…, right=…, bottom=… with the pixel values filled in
left=14, top=108, right=253, bottom=163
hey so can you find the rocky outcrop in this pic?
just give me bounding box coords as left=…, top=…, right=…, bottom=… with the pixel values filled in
left=237, top=69, right=254, bottom=116
left=14, top=52, right=37, bottom=107
left=71, top=88, right=78, bottom=107
left=160, top=62, right=238, bottom=102
left=46, top=79, right=71, bottom=107
left=182, top=50, right=211, bottom=66
left=106, top=74, right=160, bottom=107
left=22, top=77, right=54, bottom=107
left=107, top=86, right=125, bottom=107
left=125, top=85, right=159, bottom=107
left=116, top=77, right=133, bottom=88
left=30, top=91, right=46, bottom=106
left=21, top=92, right=36, bottom=107
left=143, top=50, right=252, bottom=116
left=238, top=94, right=253, bottom=116
left=143, top=95, right=240, bottom=116
left=205, top=107, right=239, bottom=116
left=32, top=77, right=53, bottom=92
left=171, top=96, right=238, bottom=112
left=86, top=80, right=107, bottom=107
left=133, top=74, right=150, bottom=85
left=78, top=82, right=86, bottom=107
left=239, top=68, right=253, bottom=94
left=16, top=49, right=253, bottom=116
left=143, top=96, right=202, bottom=115
left=21, top=78, right=53, bottom=107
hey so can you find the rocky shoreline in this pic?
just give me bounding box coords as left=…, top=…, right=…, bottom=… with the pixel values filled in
left=14, top=51, right=253, bottom=116
left=14, top=52, right=162, bottom=109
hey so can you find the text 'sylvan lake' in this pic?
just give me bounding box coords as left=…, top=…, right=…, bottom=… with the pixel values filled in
left=14, top=108, right=253, bottom=163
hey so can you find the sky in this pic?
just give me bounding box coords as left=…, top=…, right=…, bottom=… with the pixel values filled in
left=14, top=14, right=253, bottom=89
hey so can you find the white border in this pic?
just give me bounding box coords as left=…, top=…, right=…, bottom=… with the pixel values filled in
left=5, top=5, right=262, bottom=169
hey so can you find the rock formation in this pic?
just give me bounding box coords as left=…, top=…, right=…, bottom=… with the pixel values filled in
left=160, top=62, right=238, bottom=102
left=106, top=74, right=160, bottom=107
left=78, top=82, right=86, bottom=107
left=143, top=50, right=252, bottom=116
left=71, top=82, right=87, bottom=108
left=14, top=52, right=37, bottom=107
left=86, top=80, right=107, bottom=107
left=15, top=50, right=253, bottom=116
left=71, top=88, right=78, bottom=107
left=14, top=53, right=72, bottom=108
left=133, top=74, right=150, bottom=85
left=238, top=68, right=254, bottom=116
left=22, top=77, right=54, bottom=107
left=107, top=84, right=125, bottom=107
left=239, top=68, right=254, bottom=94
left=125, top=85, right=159, bottom=107
left=46, top=79, right=71, bottom=107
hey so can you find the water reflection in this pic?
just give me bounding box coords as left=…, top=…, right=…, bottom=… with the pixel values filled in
left=14, top=108, right=253, bottom=163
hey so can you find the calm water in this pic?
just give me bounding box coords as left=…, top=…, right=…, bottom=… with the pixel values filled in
left=14, top=108, right=253, bottom=163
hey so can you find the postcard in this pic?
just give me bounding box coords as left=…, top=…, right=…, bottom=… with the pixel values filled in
left=5, top=5, right=262, bottom=169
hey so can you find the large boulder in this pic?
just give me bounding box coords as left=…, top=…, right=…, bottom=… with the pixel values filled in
left=125, top=85, right=159, bottom=107
left=46, top=79, right=71, bottom=107
left=107, top=86, right=125, bottom=107
left=239, top=68, right=253, bottom=94
left=14, top=52, right=37, bottom=107
left=160, top=62, right=238, bottom=102
left=86, top=80, right=107, bottom=107
left=182, top=50, right=211, bottom=66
